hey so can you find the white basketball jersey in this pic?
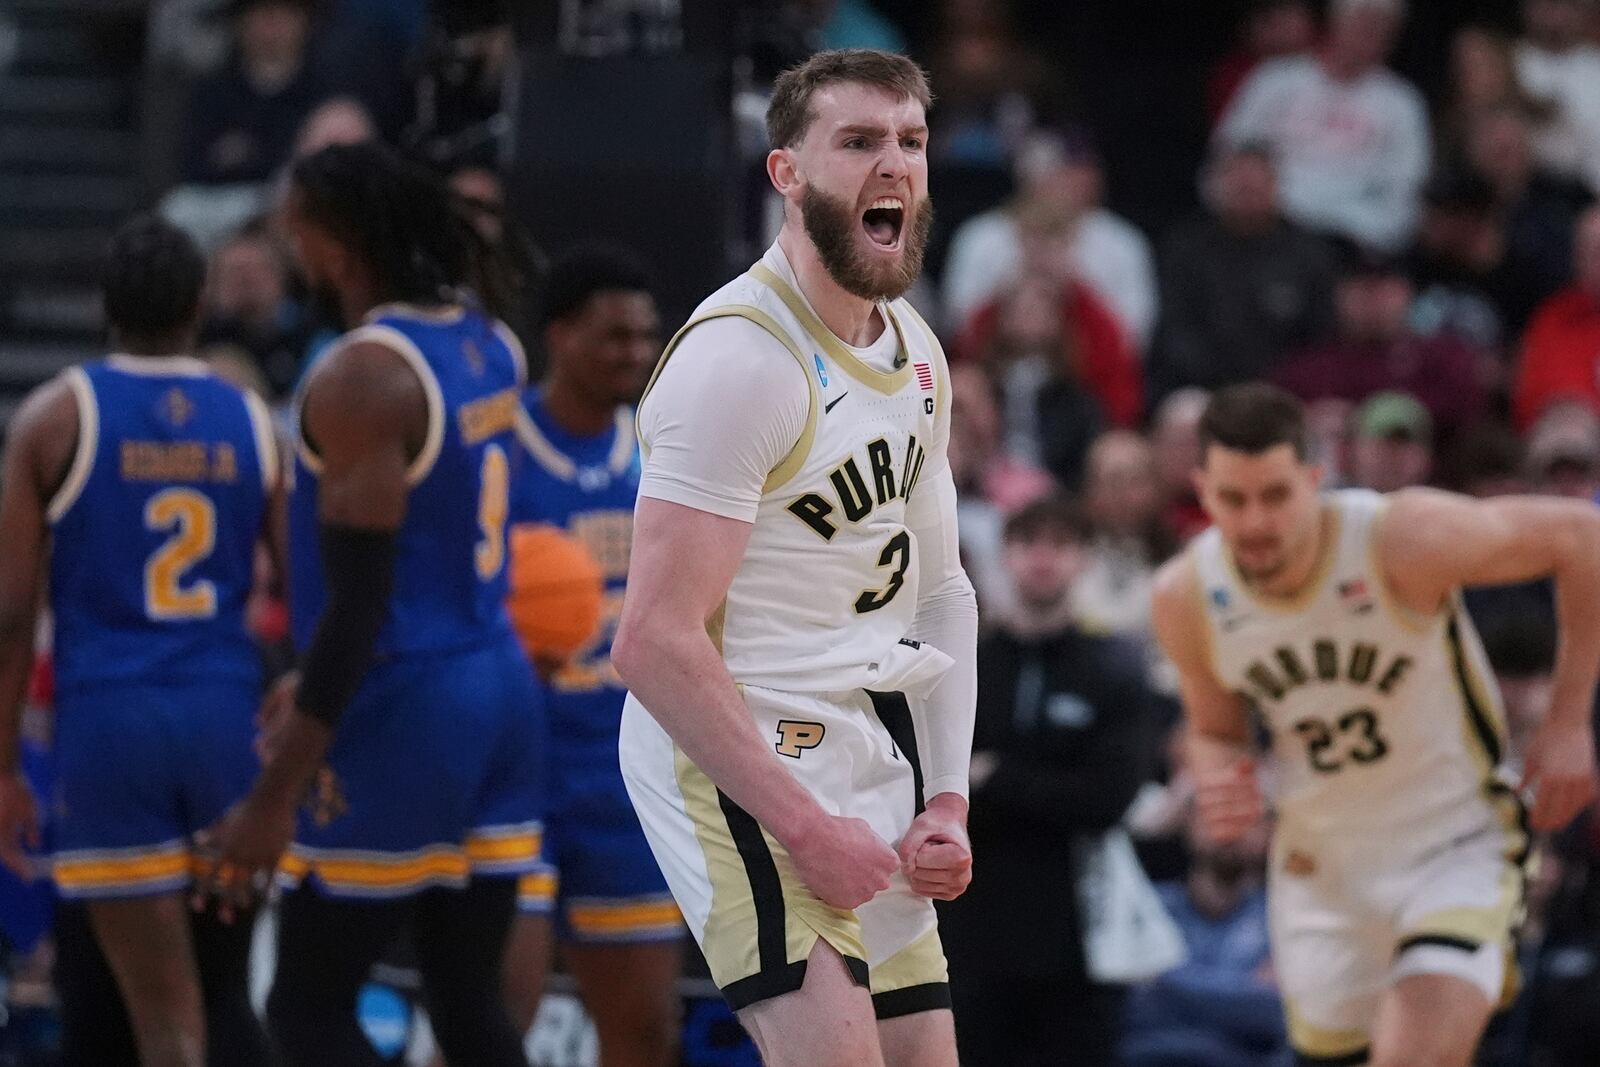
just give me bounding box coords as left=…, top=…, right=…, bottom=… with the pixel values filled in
left=640, top=250, right=949, bottom=694
left=1193, top=490, right=1515, bottom=842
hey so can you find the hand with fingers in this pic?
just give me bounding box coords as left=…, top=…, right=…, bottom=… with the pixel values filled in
left=0, top=770, right=40, bottom=881
left=784, top=813, right=899, bottom=910
left=1194, top=756, right=1265, bottom=845
left=192, top=788, right=297, bottom=922
left=898, top=793, right=972, bottom=901
left=1520, top=709, right=1599, bottom=833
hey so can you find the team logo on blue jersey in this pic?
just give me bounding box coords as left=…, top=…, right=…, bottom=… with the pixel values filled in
left=462, top=337, right=486, bottom=376
left=159, top=387, right=194, bottom=428
left=813, top=353, right=829, bottom=388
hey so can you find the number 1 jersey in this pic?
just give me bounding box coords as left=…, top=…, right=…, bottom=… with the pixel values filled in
left=48, top=356, right=276, bottom=690
left=1193, top=488, right=1513, bottom=842
left=288, top=304, right=526, bottom=657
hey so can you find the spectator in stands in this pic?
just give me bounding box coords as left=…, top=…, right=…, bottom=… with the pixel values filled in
left=1448, top=419, right=1527, bottom=497
left=943, top=127, right=1159, bottom=353
left=290, top=96, right=378, bottom=160
left=954, top=262, right=1143, bottom=490
left=924, top=0, right=1057, bottom=169
left=1151, top=388, right=1213, bottom=542
left=1525, top=399, right=1600, bottom=497
left=948, top=363, right=1054, bottom=625
left=1074, top=431, right=1176, bottom=640
left=199, top=221, right=311, bottom=398
left=942, top=496, right=1158, bottom=1067
left=1347, top=391, right=1434, bottom=492
left=1516, top=0, right=1600, bottom=194
left=1405, top=170, right=1510, bottom=362
left=1206, top=0, right=1319, bottom=127
left=1439, top=26, right=1549, bottom=170
left=1513, top=205, right=1600, bottom=428
left=1151, top=143, right=1338, bottom=401
left=1464, top=105, right=1592, bottom=335
left=181, top=0, right=327, bottom=187
left=1217, top=0, right=1430, bottom=251
left=1120, top=808, right=1288, bottom=1067
left=1273, top=249, right=1489, bottom=441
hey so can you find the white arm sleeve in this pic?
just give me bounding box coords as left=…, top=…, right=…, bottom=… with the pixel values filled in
left=636, top=317, right=810, bottom=522
left=904, top=374, right=979, bottom=801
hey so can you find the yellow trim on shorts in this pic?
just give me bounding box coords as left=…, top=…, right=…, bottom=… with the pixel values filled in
left=517, top=870, right=557, bottom=903
left=53, top=842, right=191, bottom=894
left=464, top=824, right=543, bottom=868
left=1283, top=997, right=1370, bottom=1060
left=868, top=926, right=948, bottom=995
left=277, top=845, right=470, bottom=894
left=567, top=899, right=683, bottom=937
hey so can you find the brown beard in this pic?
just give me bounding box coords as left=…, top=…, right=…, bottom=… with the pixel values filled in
left=800, top=185, right=933, bottom=302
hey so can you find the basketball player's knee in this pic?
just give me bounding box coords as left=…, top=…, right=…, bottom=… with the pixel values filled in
left=1370, top=1027, right=1478, bottom=1067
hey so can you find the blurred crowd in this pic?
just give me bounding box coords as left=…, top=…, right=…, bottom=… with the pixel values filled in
left=7, top=0, right=1600, bottom=1064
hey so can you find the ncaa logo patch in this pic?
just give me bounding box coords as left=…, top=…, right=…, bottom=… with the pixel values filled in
left=813, top=353, right=829, bottom=388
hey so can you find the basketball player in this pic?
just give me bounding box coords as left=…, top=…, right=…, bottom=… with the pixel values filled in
left=196, top=142, right=541, bottom=1067
left=1152, top=382, right=1600, bottom=1067
left=0, top=216, right=273, bottom=1067
left=506, top=246, right=681, bottom=1066
left=612, top=50, right=977, bottom=1067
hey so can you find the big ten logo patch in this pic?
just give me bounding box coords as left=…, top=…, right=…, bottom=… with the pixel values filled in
left=774, top=720, right=826, bottom=759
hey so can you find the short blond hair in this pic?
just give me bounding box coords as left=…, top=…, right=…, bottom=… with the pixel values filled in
left=766, top=49, right=932, bottom=149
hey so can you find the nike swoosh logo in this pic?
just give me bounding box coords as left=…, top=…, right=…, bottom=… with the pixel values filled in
left=824, top=392, right=849, bottom=413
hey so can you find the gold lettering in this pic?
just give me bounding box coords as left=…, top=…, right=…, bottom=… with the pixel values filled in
left=457, top=389, right=521, bottom=445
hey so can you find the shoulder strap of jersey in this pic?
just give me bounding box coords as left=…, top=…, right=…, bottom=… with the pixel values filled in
left=748, top=262, right=913, bottom=395
left=638, top=303, right=819, bottom=494
left=46, top=367, right=99, bottom=524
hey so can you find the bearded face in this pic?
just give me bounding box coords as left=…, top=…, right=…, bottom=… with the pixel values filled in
left=800, top=183, right=933, bottom=302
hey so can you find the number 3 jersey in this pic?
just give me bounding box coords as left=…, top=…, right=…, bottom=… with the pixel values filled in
left=289, top=305, right=527, bottom=657
left=48, top=356, right=276, bottom=689
left=636, top=245, right=954, bottom=695
left=1193, top=489, right=1514, bottom=843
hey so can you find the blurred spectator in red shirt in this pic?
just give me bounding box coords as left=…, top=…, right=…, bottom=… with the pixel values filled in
left=1513, top=206, right=1600, bottom=428
left=1273, top=250, right=1489, bottom=440
left=1206, top=0, right=1319, bottom=126
left=955, top=263, right=1143, bottom=490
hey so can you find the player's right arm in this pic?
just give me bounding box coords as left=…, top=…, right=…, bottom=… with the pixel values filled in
left=612, top=318, right=897, bottom=910
left=0, top=376, right=78, bottom=876
left=1150, top=551, right=1261, bottom=843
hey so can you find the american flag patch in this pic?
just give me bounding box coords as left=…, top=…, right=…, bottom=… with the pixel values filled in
left=914, top=361, right=934, bottom=391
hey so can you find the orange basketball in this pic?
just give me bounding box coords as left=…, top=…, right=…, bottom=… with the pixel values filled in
left=506, top=523, right=605, bottom=667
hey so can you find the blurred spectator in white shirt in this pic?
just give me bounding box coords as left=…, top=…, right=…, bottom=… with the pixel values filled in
left=943, top=127, right=1159, bottom=354
left=1217, top=0, right=1430, bottom=251
left=1516, top=0, right=1600, bottom=194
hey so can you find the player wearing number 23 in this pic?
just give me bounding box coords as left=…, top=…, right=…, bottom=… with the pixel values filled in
left=1153, top=383, right=1600, bottom=1067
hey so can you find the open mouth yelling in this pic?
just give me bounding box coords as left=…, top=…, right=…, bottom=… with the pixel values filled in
left=862, top=196, right=904, bottom=251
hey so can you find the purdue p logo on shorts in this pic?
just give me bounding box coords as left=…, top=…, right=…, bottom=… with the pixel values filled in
left=775, top=720, right=826, bottom=758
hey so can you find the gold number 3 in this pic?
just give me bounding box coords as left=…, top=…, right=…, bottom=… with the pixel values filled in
left=144, top=488, right=217, bottom=620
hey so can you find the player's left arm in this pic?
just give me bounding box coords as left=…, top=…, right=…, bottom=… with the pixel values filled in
left=199, top=341, right=422, bottom=910
left=1379, top=488, right=1600, bottom=830
left=899, top=353, right=979, bottom=900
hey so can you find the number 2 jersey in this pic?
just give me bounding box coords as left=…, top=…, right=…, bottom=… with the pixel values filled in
left=1192, top=488, right=1516, bottom=843
left=288, top=304, right=526, bottom=657
left=49, top=356, right=276, bottom=690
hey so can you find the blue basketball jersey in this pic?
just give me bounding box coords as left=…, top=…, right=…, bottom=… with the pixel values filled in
left=48, top=357, right=275, bottom=690
left=289, top=305, right=527, bottom=657
left=511, top=389, right=638, bottom=746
